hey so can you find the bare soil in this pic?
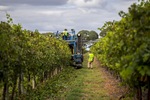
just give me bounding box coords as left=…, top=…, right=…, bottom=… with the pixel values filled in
left=94, top=58, right=130, bottom=100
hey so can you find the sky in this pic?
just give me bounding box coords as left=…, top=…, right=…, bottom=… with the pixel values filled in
left=0, top=0, right=138, bottom=33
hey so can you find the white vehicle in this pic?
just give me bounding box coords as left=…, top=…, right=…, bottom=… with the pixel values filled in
left=85, top=45, right=92, bottom=51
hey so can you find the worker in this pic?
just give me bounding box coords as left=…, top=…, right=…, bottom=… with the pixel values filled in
left=88, top=51, right=94, bottom=69
left=62, top=29, right=69, bottom=40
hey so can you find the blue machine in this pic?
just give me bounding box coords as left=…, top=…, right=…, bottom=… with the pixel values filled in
left=52, top=29, right=83, bottom=68
left=61, top=29, right=83, bottom=68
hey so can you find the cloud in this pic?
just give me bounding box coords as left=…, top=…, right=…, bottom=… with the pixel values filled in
left=68, top=0, right=106, bottom=8
left=0, top=0, right=68, bottom=6
left=0, top=6, right=10, bottom=11
left=0, top=0, right=138, bottom=33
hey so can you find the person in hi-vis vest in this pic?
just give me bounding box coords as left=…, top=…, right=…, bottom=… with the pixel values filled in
left=88, top=51, right=94, bottom=69
left=62, top=29, right=69, bottom=40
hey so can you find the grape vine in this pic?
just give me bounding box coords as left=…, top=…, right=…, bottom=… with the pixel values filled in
left=91, top=0, right=150, bottom=99
left=0, top=15, right=71, bottom=100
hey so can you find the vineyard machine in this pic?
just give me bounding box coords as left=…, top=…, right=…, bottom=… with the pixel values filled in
left=54, top=29, right=83, bottom=68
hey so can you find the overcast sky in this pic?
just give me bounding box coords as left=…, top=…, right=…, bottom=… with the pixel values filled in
left=0, top=0, right=138, bottom=33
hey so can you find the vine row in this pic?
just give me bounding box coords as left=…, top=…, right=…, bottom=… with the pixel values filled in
left=91, top=0, right=150, bottom=99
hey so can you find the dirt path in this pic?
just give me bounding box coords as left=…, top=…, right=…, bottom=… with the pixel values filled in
left=56, top=56, right=130, bottom=100
left=94, top=58, right=129, bottom=100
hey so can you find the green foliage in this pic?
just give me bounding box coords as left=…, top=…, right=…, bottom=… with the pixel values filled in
left=25, top=67, right=76, bottom=100
left=42, top=32, right=55, bottom=37
left=89, top=30, right=98, bottom=40
left=78, top=30, right=98, bottom=40
left=98, top=21, right=115, bottom=37
left=92, top=0, right=150, bottom=88
left=0, top=14, right=72, bottom=99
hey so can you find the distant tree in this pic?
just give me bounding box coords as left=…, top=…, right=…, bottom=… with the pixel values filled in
left=89, top=30, right=98, bottom=40
left=78, top=30, right=98, bottom=40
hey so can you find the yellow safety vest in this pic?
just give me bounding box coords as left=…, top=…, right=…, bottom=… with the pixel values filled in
left=63, top=31, right=68, bottom=36
left=88, top=53, right=94, bottom=62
